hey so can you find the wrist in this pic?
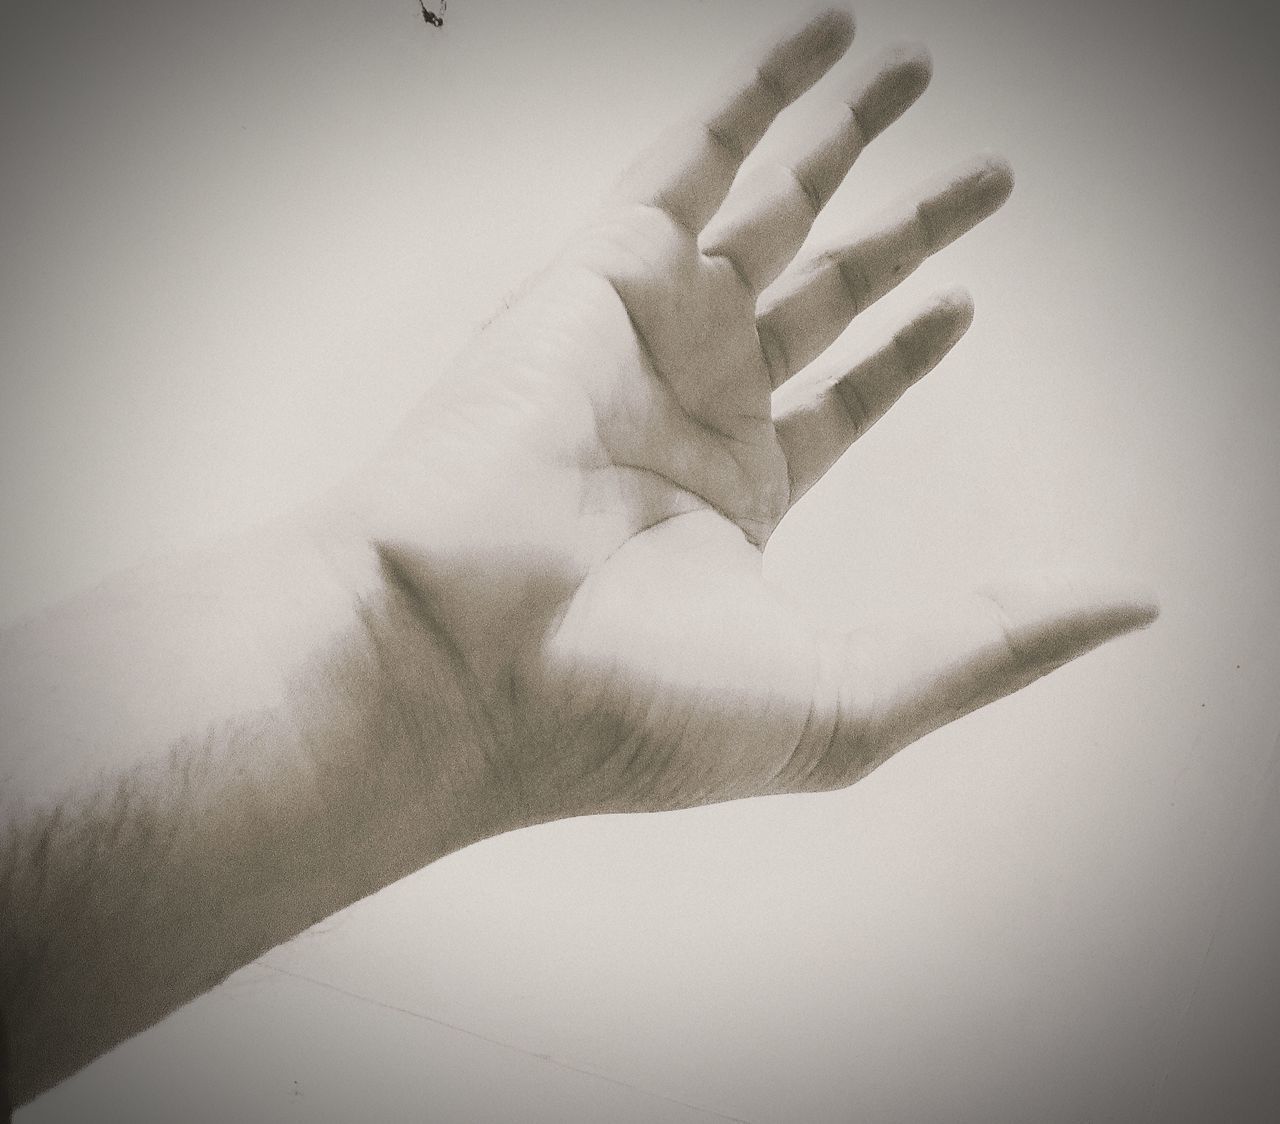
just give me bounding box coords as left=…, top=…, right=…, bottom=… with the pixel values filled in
left=284, top=496, right=516, bottom=875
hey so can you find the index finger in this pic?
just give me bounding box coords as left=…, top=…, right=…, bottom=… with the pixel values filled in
left=610, top=8, right=856, bottom=233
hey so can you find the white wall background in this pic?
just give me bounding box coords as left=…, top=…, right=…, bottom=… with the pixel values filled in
left=3, top=0, right=1278, bottom=1120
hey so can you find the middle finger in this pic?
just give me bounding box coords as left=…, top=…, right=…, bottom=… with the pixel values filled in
left=700, top=43, right=934, bottom=294
left=755, top=154, right=1014, bottom=387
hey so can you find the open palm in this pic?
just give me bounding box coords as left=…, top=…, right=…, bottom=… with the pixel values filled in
left=360, top=10, right=1155, bottom=829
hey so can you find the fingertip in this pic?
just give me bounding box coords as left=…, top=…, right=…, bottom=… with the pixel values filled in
left=929, top=154, right=1016, bottom=229
left=907, top=287, right=973, bottom=351
left=976, top=152, right=1015, bottom=207
left=884, top=40, right=934, bottom=93
left=892, top=287, right=974, bottom=374
left=1134, top=596, right=1161, bottom=627
left=1059, top=574, right=1159, bottom=630
left=946, top=153, right=1014, bottom=223
left=1105, top=583, right=1160, bottom=631
left=768, top=6, right=856, bottom=98
left=1084, top=594, right=1160, bottom=645
left=979, top=573, right=1161, bottom=664
left=816, top=6, right=857, bottom=48
left=853, top=41, right=933, bottom=140
left=933, top=284, right=975, bottom=325
left=798, top=7, right=856, bottom=65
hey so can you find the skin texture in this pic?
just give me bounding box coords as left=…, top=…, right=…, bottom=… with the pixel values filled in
left=337, top=9, right=1153, bottom=820
left=0, top=8, right=1156, bottom=1106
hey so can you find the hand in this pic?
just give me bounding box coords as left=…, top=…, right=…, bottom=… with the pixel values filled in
left=0, top=9, right=1160, bottom=1100
left=338, top=9, right=1156, bottom=830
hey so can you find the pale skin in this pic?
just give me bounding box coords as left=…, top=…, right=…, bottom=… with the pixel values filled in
left=0, top=9, right=1156, bottom=1107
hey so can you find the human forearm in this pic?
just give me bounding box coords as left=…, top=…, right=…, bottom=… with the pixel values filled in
left=0, top=511, right=490, bottom=1103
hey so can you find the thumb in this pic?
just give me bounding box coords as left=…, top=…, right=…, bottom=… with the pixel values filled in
left=793, top=575, right=1158, bottom=791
